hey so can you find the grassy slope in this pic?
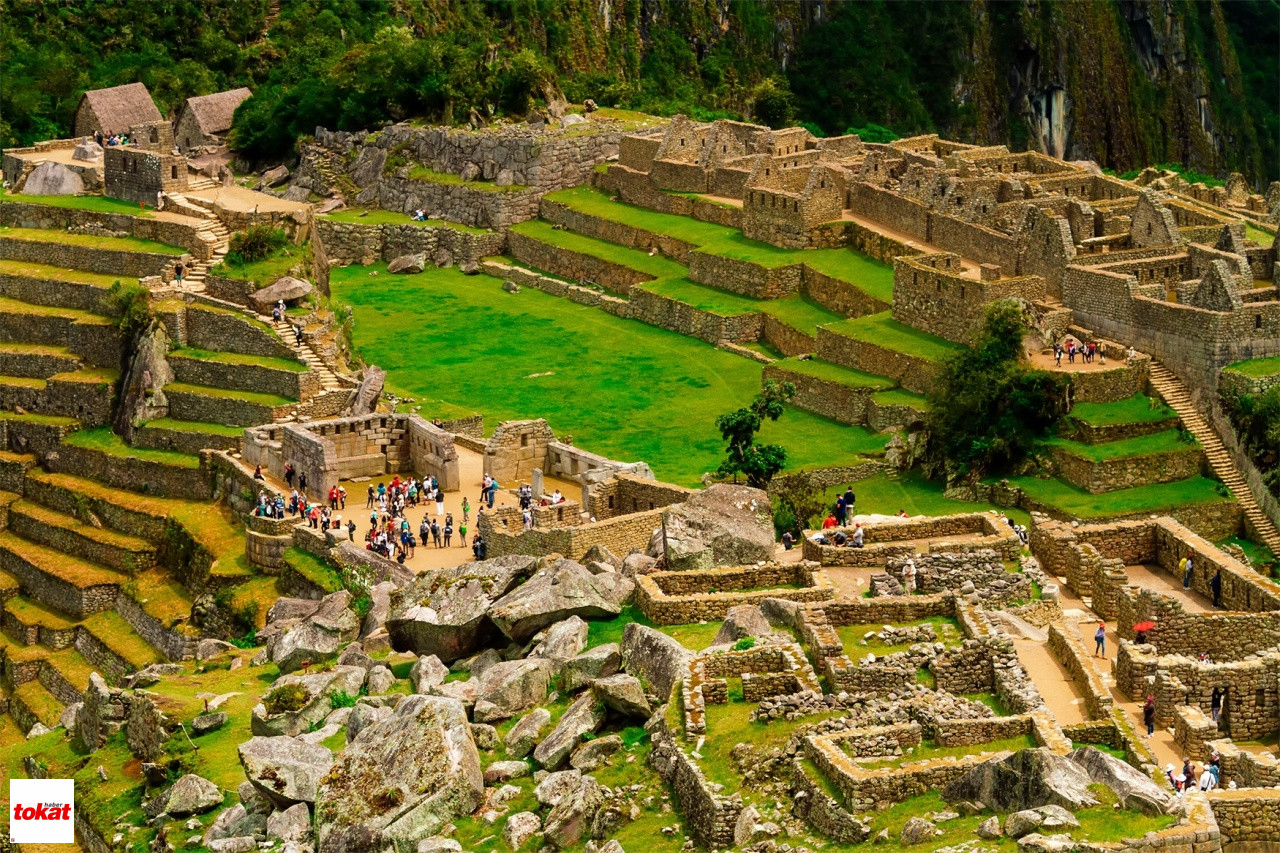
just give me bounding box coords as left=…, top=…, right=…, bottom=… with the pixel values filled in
left=171, top=347, right=307, bottom=372
left=1000, top=475, right=1228, bottom=517
left=209, top=244, right=303, bottom=284
left=0, top=188, right=154, bottom=217
left=824, top=311, right=963, bottom=362
left=1042, top=429, right=1196, bottom=461
left=332, top=263, right=882, bottom=486
left=1224, top=355, right=1280, bottom=378
left=545, top=186, right=894, bottom=301
left=323, top=209, right=487, bottom=234
left=0, top=225, right=182, bottom=255
left=1070, top=393, right=1175, bottom=426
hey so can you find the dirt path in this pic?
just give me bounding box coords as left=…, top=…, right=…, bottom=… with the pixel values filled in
left=1012, top=637, right=1089, bottom=727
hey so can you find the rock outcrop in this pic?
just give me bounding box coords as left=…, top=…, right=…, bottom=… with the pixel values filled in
left=649, top=484, right=774, bottom=569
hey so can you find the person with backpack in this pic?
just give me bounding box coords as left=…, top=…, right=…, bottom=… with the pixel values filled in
left=1183, top=551, right=1195, bottom=589
left=1094, top=621, right=1106, bottom=657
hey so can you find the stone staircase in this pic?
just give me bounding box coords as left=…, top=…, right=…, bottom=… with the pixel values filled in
left=1149, top=361, right=1280, bottom=554
left=264, top=314, right=347, bottom=396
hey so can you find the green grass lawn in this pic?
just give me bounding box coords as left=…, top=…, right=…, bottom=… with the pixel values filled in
left=770, top=356, right=896, bottom=390
left=166, top=381, right=296, bottom=407
left=170, top=346, right=308, bottom=372
left=0, top=187, right=154, bottom=217
left=143, top=417, right=246, bottom=438
left=824, top=311, right=963, bottom=362
left=210, top=243, right=305, bottom=284
left=333, top=263, right=882, bottom=485
left=585, top=605, right=726, bottom=653
left=323, top=208, right=488, bottom=233
left=1244, top=223, right=1276, bottom=246
left=836, top=616, right=962, bottom=657
left=0, top=225, right=182, bottom=254
left=1069, top=393, right=1175, bottom=426
left=641, top=277, right=844, bottom=336
left=511, top=219, right=685, bottom=280
left=545, top=186, right=894, bottom=301
left=0, top=258, right=124, bottom=287
left=1042, top=428, right=1195, bottom=461
left=1224, top=356, right=1280, bottom=378
left=63, top=427, right=201, bottom=468
left=871, top=388, right=931, bottom=410
left=998, top=474, right=1229, bottom=518
left=822, top=471, right=1031, bottom=526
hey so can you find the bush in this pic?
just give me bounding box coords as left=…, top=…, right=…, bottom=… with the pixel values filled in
left=329, top=690, right=358, bottom=710
left=229, top=629, right=258, bottom=649
left=227, top=226, right=288, bottom=265
left=1222, top=385, right=1280, bottom=499
left=106, top=279, right=152, bottom=345
left=732, top=637, right=757, bottom=651
left=352, top=595, right=372, bottom=621
left=845, top=123, right=899, bottom=143
left=923, top=301, right=1069, bottom=481
left=263, top=683, right=311, bottom=715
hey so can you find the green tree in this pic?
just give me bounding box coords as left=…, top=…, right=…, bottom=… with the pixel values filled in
left=1223, top=386, right=1280, bottom=499
left=923, top=301, right=1069, bottom=481
left=770, top=471, right=828, bottom=538
left=716, top=380, right=796, bottom=489
left=750, top=78, right=794, bottom=128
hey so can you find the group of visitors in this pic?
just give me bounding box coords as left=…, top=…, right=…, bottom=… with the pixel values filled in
left=481, top=474, right=500, bottom=509
left=366, top=475, right=449, bottom=518
left=1052, top=338, right=1104, bottom=366
left=1166, top=754, right=1222, bottom=793
left=999, top=512, right=1029, bottom=545
left=95, top=130, right=131, bottom=147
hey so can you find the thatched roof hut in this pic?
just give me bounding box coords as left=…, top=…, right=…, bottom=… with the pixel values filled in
left=74, top=83, right=163, bottom=138
left=176, top=88, right=253, bottom=141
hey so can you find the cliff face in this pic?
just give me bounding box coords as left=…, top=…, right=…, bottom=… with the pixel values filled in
left=419, top=0, right=1272, bottom=182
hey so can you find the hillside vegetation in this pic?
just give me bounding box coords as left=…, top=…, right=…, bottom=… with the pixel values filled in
left=1, top=0, right=1275, bottom=181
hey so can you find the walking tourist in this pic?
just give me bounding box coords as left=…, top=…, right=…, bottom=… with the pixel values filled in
left=903, top=557, right=917, bottom=594
left=458, top=520, right=467, bottom=547
left=1183, top=551, right=1195, bottom=589
left=1094, top=621, right=1106, bottom=657
left=1211, top=686, right=1223, bottom=724
left=1143, top=695, right=1155, bottom=737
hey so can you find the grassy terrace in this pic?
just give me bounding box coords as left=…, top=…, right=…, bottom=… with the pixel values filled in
left=407, top=165, right=529, bottom=192
left=63, top=427, right=200, bottom=468
left=143, top=417, right=245, bottom=438
left=322, top=208, right=489, bottom=234
left=511, top=218, right=685, bottom=279
left=824, top=311, right=963, bottom=362
left=1070, top=393, right=1175, bottom=426
left=997, top=474, right=1228, bottom=518
left=836, top=617, right=962, bottom=657
left=165, top=381, right=296, bottom=407
left=170, top=347, right=307, bottom=372
left=0, top=295, right=111, bottom=323
left=641, top=277, right=843, bottom=335
left=0, top=258, right=122, bottom=287
left=820, top=471, right=1032, bottom=527
left=0, top=225, right=182, bottom=254
left=333, top=263, right=884, bottom=485
left=871, top=388, right=931, bottom=410
left=210, top=243, right=304, bottom=284
left=1224, top=356, right=1280, bottom=378
left=31, top=469, right=243, bottom=563
left=0, top=187, right=154, bottom=217
left=769, top=356, right=895, bottom=390
left=0, top=531, right=124, bottom=587
left=1042, top=429, right=1195, bottom=460
left=546, top=185, right=895, bottom=301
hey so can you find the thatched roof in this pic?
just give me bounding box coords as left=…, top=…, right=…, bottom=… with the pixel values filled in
left=78, top=83, right=162, bottom=135
left=179, top=88, right=253, bottom=136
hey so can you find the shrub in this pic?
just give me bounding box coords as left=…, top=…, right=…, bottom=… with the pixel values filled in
left=715, top=380, right=797, bottom=488
left=263, top=683, right=311, bottom=715
left=229, top=629, right=258, bottom=649
left=352, top=595, right=372, bottom=620
left=106, top=279, right=152, bottom=345
left=328, top=690, right=358, bottom=710
left=732, top=637, right=757, bottom=651
left=227, top=226, right=288, bottom=265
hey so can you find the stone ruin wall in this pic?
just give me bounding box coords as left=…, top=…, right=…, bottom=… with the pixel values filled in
left=313, top=218, right=505, bottom=267
left=0, top=200, right=213, bottom=260
left=586, top=472, right=692, bottom=521
left=478, top=507, right=663, bottom=562
left=635, top=563, right=836, bottom=624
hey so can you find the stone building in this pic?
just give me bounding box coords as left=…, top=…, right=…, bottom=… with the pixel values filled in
left=173, top=88, right=252, bottom=153
left=103, top=121, right=188, bottom=205
left=73, top=83, right=163, bottom=138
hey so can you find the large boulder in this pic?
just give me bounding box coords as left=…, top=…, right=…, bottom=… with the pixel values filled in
left=505, top=707, right=552, bottom=759
left=21, top=160, right=84, bottom=196
left=528, top=616, right=589, bottom=664
left=711, top=605, right=776, bottom=647
left=648, top=484, right=774, bottom=570
left=532, top=693, right=606, bottom=770
left=1068, top=747, right=1175, bottom=815
left=473, top=658, right=554, bottom=723
left=251, top=277, right=313, bottom=313
left=410, top=655, right=450, bottom=694
left=592, top=674, right=651, bottom=719
left=542, top=774, right=602, bottom=849
left=489, top=560, right=629, bottom=644
left=386, top=556, right=535, bottom=662
left=161, top=774, right=223, bottom=817
left=316, top=695, right=483, bottom=853
left=387, top=253, right=426, bottom=274
left=238, top=736, right=334, bottom=807
left=251, top=665, right=365, bottom=736
left=266, top=803, right=312, bottom=844
left=561, top=644, right=621, bottom=692
left=264, top=590, right=361, bottom=673
left=620, top=623, right=693, bottom=702
left=943, top=748, right=1098, bottom=813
